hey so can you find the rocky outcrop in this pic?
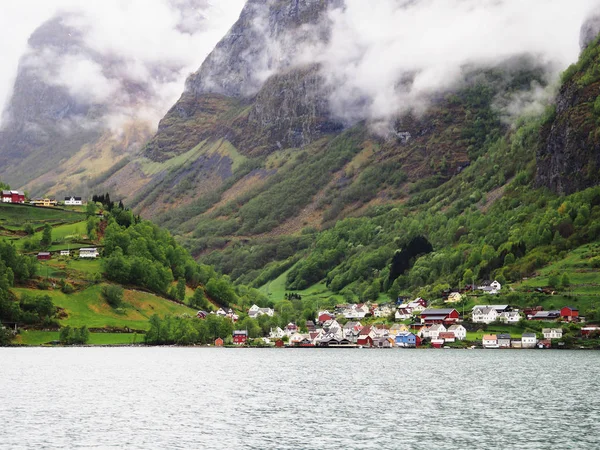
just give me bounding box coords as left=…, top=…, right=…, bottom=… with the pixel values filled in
left=145, top=0, right=345, bottom=160
left=241, top=64, right=343, bottom=152
left=536, top=39, right=600, bottom=194
left=186, top=0, right=341, bottom=98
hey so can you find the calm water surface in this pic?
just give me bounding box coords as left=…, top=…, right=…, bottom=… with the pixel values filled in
left=1, top=348, right=599, bottom=449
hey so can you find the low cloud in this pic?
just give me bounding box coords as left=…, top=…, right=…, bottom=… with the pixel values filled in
left=314, top=0, right=599, bottom=127
left=0, top=0, right=245, bottom=131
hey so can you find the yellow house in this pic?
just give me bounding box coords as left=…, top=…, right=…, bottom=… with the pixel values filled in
left=30, top=198, right=58, bottom=207
left=389, top=323, right=409, bottom=336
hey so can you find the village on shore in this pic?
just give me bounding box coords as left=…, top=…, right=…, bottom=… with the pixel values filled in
left=206, top=282, right=598, bottom=349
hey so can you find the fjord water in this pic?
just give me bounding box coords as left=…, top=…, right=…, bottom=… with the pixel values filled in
left=1, top=348, right=599, bottom=449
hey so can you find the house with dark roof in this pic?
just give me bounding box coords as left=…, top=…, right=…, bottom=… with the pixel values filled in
left=64, top=196, right=83, bottom=206
left=497, top=333, right=511, bottom=348
left=530, top=310, right=560, bottom=321
left=420, top=308, right=460, bottom=325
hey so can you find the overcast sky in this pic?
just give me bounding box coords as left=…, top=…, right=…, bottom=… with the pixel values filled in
left=0, top=0, right=245, bottom=126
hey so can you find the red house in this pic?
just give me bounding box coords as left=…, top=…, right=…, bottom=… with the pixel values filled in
left=1, top=190, right=25, bottom=204
left=275, top=339, right=284, bottom=348
left=420, top=308, right=460, bottom=325
left=317, top=312, right=335, bottom=324
left=232, top=330, right=248, bottom=345
left=214, top=337, right=224, bottom=347
left=37, top=252, right=51, bottom=260
left=560, top=306, right=579, bottom=322
left=357, top=325, right=374, bottom=347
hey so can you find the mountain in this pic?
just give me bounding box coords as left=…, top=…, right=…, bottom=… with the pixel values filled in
left=0, top=15, right=153, bottom=197
left=4, top=1, right=600, bottom=317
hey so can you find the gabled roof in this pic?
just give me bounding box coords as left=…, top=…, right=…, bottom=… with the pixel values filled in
left=522, top=333, right=537, bottom=338
left=562, top=306, right=579, bottom=312
left=482, top=334, right=497, bottom=340
left=448, top=324, right=465, bottom=331
left=421, top=308, right=457, bottom=316
left=358, top=325, right=372, bottom=336
left=497, top=333, right=511, bottom=339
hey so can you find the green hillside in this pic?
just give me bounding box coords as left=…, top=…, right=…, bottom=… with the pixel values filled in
left=0, top=202, right=269, bottom=346
left=154, top=39, right=600, bottom=325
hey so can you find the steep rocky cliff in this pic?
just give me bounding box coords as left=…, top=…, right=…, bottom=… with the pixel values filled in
left=144, top=0, right=344, bottom=161
left=536, top=32, right=600, bottom=194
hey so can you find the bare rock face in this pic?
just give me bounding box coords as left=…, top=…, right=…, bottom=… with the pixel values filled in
left=146, top=0, right=345, bottom=160
left=186, top=0, right=341, bottom=98
left=244, top=64, right=344, bottom=151
left=536, top=35, right=600, bottom=194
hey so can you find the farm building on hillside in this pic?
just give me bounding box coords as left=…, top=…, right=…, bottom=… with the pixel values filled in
left=1, top=190, right=25, bottom=204
left=59, top=250, right=70, bottom=257
left=37, top=252, right=51, bottom=260
left=64, top=196, right=83, bottom=206
left=30, top=198, right=57, bottom=207
left=79, top=248, right=99, bottom=258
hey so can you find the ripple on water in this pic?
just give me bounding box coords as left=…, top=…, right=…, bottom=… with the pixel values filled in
left=1, top=348, right=600, bottom=449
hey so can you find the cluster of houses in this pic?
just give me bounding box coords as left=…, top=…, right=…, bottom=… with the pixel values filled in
left=481, top=328, right=563, bottom=349
left=471, top=305, right=581, bottom=324
left=196, top=308, right=239, bottom=322
left=36, top=248, right=100, bottom=260
left=219, top=298, right=589, bottom=348
left=1, top=191, right=84, bottom=207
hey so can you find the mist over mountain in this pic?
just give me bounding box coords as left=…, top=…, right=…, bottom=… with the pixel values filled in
left=0, top=0, right=244, bottom=192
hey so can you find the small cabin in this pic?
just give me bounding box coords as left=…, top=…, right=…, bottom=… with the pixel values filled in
left=214, top=337, right=224, bottom=347
left=37, top=252, right=51, bottom=260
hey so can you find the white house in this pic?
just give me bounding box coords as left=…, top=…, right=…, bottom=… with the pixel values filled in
left=542, top=328, right=563, bottom=340
left=248, top=304, right=274, bottom=318
left=79, top=248, right=99, bottom=258
left=407, top=298, right=428, bottom=312
left=343, top=308, right=366, bottom=319
left=472, top=306, right=499, bottom=324
left=428, top=324, right=447, bottom=339
left=64, top=196, right=83, bottom=206
left=499, top=311, right=521, bottom=323
left=59, top=250, right=70, bottom=257
left=497, top=333, right=511, bottom=348
left=395, top=308, right=412, bottom=321
left=448, top=324, right=467, bottom=340
left=521, top=333, right=538, bottom=348
left=374, top=304, right=393, bottom=318
left=418, top=326, right=431, bottom=339
left=269, top=327, right=285, bottom=339
left=477, top=280, right=502, bottom=294
left=482, top=334, right=499, bottom=348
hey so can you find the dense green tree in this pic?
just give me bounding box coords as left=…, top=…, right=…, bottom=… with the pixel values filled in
left=561, top=273, right=571, bottom=289
left=190, top=288, right=209, bottom=310
left=176, top=278, right=186, bottom=302
left=40, top=224, right=52, bottom=249
left=101, top=285, right=124, bottom=308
